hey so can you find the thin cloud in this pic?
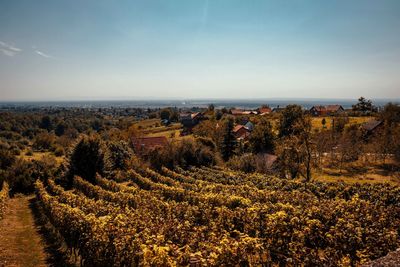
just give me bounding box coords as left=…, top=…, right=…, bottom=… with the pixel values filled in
left=0, top=41, right=22, bottom=57
left=35, top=50, right=53, bottom=58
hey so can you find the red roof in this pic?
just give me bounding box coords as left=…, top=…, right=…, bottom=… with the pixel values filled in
left=231, top=109, right=255, bottom=115
left=259, top=107, right=272, bottom=114
left=311, top=105, right=343, bottom=114
left=312, top=105, right=326, bottom=112
left=132, top=136, right=168, bottom=151
left=326, top=105, right=343, bottom=112
left=233, top=125, right=246, bottom=133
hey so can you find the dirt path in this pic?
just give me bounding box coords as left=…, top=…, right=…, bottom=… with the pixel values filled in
left=0, top=195, right=48, bottom=267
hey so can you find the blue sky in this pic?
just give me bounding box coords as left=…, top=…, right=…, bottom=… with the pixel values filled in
left=1, top=0, right=400, bottom=100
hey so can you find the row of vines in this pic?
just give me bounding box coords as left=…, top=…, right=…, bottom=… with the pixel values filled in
left=0, top=181, right=9, bottom=219
left=35, top=165, right=400, bottom=266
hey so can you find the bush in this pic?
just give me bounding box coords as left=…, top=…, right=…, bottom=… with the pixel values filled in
left=227, top=153, right=257, bottom=173
left=147, top=138, right=217, bottom=170
left=54, top=146, right=65, bottom=157
left=33, top=132, right=55, bottom=151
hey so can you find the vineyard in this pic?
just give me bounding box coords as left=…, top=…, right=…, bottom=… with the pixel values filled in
left=0, top=182, right=9, bottom=219
left=35, top=166, right=400, bottom=266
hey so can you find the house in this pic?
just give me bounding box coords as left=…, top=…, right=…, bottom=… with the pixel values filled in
left=179, top=112, right=203, bottom=128
left=362, top=119, right=383, bottom=135
left=258, top=107, right=272, bottom=115
left=310, top=105, right=344, bottom=116
left=244, top=121, right=254, bottom=131
left=310, top=105, right=326, bottom=116
left=132, top=136, right=168, bottom=154
left=230, top=109, right=257, bottom=116
left=233, top=125, right=251, bottom=140
left=326, top=105, right=345, bottom=115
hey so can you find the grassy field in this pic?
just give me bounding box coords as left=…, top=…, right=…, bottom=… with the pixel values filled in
left=311, top=116, right=374, bottom=131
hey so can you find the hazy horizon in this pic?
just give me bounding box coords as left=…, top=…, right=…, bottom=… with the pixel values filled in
left=1, top=0, right=400, bottom=101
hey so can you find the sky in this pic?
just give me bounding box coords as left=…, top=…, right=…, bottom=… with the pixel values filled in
left=1, top=0, right=400, bottom=101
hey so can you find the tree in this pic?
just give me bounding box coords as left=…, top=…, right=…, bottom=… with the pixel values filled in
left=332, top=116, right=348, bottom=134
left=352, top=97, right=376, bottom=114
left=55, top=122, right=66, bottom=136
left=335, top=124, right=363, bottom=173
left=39, top=116, right=52, bottom=131
left=249, top=117, right=275, bottom=153
left=104, top=141, right=133, bottom=171
left=0, top=147, right=16, bottom=170
left=278, top=105, right=304, bottom=137
left=160, top=108, right=171, bottom=121
left=218, top=118, right=237, bottom=161
left=68, top=135, right=104, bottom=184
left=193, top=120, right=217, bottom=141
left=276, top=116, right=315, bottom=181
left=321, top=118, right=326, bottom=129
left=380, top=103, right=400, bottom=126
left=32, top=132, right=55, bottom=151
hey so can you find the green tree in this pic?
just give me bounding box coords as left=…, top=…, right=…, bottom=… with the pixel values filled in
left=249, top=118, right=275, bottom=153
left=321, top=118, right=326, bottom=129
left=218, top=118, right=237, bottom=161
left=380, top=102, right=400, bottom=126
left=39, top=115, right=52, bottom=131
left=160, top=108, right=171, bottom=121
left=277, top=116, right=315, bottom=181
left=352, top=97, right=376, bottom=113
left=104, top=141, right=133, bottom=171
left=278, top=105, right=304, bottom=137
left=68, top=135, right=104, bottom=184
left=55, top=122, right=66, bottom=136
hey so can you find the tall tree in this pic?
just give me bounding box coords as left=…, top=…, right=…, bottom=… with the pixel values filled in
left=218, top=118, right=237, bottom=161
left=276, top=116, right=316, bottom=181
left=39, top=115, right=52, bottom=131
left=352, top=97, right=376, bottom=113
left=249, top=117, right=275, bottom=153
left=278, top=105, right=304, bottom=137
left=68, top=135, right=104, bottom=185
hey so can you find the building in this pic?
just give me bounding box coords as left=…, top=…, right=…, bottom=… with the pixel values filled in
left=362, top=119, right=383, bottom=136
left=258, top=107, right=272, bottom=115
left=179, top=112, right=203, bottom=128
left=310, top=105, right=345, bottom=116
left=244, top=121, right=254, bottom=131
left=230, top=109, right=257, bottom=116
left=233, top=125, right=251, bottom=140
